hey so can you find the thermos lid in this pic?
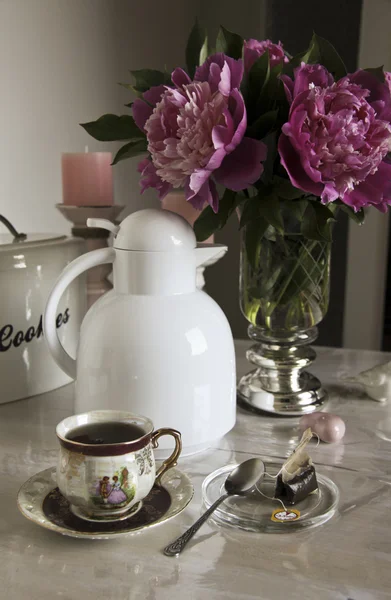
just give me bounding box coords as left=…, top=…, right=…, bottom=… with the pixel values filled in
left=88, top=208, right=197, bottom=252
left=115, top=209, right=196, bottom=252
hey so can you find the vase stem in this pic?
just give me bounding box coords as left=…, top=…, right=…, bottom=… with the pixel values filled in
left=238, top=325, right=327, bottom=415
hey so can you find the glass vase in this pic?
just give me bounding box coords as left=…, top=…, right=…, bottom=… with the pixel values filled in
left=237, top=217, right=331, bottom=415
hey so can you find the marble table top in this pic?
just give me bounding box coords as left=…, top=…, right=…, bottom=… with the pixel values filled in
left=1, top=341, right=391, bottom=600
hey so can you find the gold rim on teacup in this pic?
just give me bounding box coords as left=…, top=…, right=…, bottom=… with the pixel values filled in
left=56, top=410, right=154, bottom=456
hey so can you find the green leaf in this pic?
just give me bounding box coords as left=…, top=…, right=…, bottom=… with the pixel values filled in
left=288, top=49, right=313, bottom=70
left=118, top=82, right=134, bottom=90
left=199, top=35, right=209, bottom=65
left=364, top=66, right=385, bottom=83
left=111, top=139, right=148, bottom=165
left=244, top=217, right=269, bottom=270
left=312, top=34, right=347, bottom=79
left=124, top=102, right=133, bottom=109
left=130, top=69, right=171, bottom=93
left=247, top=109, right=278, bottom=139
left=339, top=204, right=365, bottom=225
left=301, top=201, right=336, bottom=241
left=275, top=80, right=290, bottom=124
left=245, top=51, right=270, bottom=122
left=193, top=189, right=240, bottom=241
left=273, top=176, right=305, bottom=200
left=119, top=82, right=143, bottom=98
left=239, top=197, right=262, bottom=229
left=216, top=26, right=243, bottom=59
left=308, top=34, right=346, bottom=80
left=260, top=131, right=277, bottom=185
left=257, top=260, right=284, bottom=296
left=80, top=114, right=144, bottom=142
left=249, top=51, right=270, bottom=92
left=285, top=198, right=308, bottom=222
left=286, top=33, right=346, bottom=81
left=258, top=62, right=284, bottom=112
left=243, top=53, right=279, bottom=114
left=258, top=192, right=284, bottom=233
left=239, top=191, right=284, bottom=234
left=186, top=20, right=208, bottom=78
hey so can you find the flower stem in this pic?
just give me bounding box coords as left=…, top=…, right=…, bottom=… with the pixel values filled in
left=263, top=239, right=318, bottom=320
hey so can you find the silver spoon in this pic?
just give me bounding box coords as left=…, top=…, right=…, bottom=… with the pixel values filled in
left=163, top=458, right=265, bottom=556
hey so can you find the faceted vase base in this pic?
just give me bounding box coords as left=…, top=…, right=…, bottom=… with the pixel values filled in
left=237, top=370, right=328, bottom=416
left=237, top=326, right=327, bottom=416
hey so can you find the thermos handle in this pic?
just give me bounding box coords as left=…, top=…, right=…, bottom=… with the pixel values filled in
left=44, top=247, right=116, bottom=379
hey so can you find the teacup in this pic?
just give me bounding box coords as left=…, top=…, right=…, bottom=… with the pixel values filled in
left=56, top=410, right=181, bottom=521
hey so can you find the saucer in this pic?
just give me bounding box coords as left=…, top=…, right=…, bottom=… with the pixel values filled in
left=17, top=467, right=194, bottom=539
left=202, top=462, right=339, bottom=533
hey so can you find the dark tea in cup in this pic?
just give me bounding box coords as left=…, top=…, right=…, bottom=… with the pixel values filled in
left=66, top=422, right=145, bottom=445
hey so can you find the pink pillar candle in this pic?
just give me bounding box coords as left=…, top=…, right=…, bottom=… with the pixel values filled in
left=62, top=152, right=113, bottom=206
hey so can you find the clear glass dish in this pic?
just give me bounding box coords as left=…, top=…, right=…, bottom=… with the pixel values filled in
left=202, top=462, right=339, bottom=533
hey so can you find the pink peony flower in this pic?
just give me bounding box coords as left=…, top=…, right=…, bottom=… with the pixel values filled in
left=133, top=54, right=267, bottom=212
left=347, top=69, right=391, bottom=122
left=278, top=64, right=391, bottom=212
left=138, top=157, right=170, bottom=198
left=386, top=71, right=391, bottom=95
left=280, top=63, right=334, bottom=104
left=132, top=86, right=167, bottom=133
left=244, top=39, right=289, bottom=72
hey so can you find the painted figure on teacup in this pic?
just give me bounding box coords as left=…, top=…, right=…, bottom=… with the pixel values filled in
left=108, top=476, right=127, bottom=505
left=97, top=476, right=111, bottom=503
left=93, top=469, right=136, bottom=508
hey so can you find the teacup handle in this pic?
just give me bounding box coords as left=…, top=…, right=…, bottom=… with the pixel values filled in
left=151, top=428, right=182, bottom=486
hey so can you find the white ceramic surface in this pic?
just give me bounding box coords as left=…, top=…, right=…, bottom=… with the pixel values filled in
left=3, top=342, right=391, bottom=600
left=44, top=210, right=236, bottom=456
left=0, top=234, right=85, bottom=403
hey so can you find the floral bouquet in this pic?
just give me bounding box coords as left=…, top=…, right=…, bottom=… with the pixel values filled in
left=83, top=23, right=391, bottom=332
